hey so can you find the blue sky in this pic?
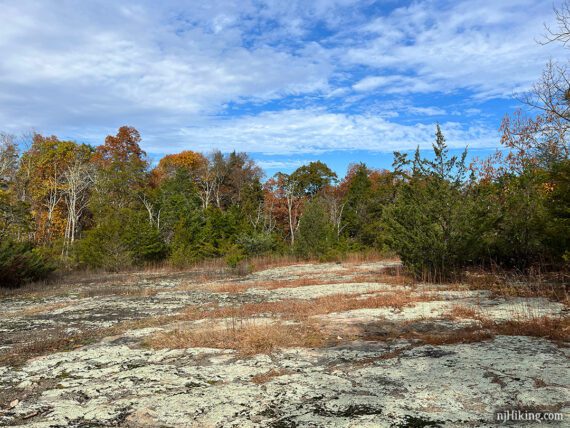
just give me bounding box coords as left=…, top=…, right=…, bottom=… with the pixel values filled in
left=0, top=0, right=565, bottom=177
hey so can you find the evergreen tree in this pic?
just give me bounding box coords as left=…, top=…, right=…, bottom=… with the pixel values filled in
left=384, top=125, right=476, bottom=280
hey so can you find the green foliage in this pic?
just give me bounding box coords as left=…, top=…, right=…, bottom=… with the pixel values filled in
left=546, top=160, right=570, bottom=262
left=384, top=126, right=476, bottom=280
left=483, top=172, right=551, bottom=268
left=294, top=198, right=335, bottom=259
left=77, top=210, right=166, bottom=271
left=236, top=232, right=277, bottom=256
left=225, top=245, right=245, bottom=268
left=342, top=163, right=372, bottom=242
left=342, top=164, right=398, bottom=249
left=290, top=161, right=337, bottom=196
left=0, top=240, right=55, bottom=288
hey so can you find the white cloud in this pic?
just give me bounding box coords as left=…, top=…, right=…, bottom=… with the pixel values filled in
left=0, top=0, right=332, bottom=130
left=407, top=106, right=446, bottom=116
left=255, top=159, right=312, bottom=170
left=353, top=75, right=441, bottom=94
left=0, top=0, right=560, bottom=156
left=343, top=0, right=559, bottom=98
left=163, top=109, right=498, bottom=155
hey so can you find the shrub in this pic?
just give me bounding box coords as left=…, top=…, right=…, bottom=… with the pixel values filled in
left=76, top=210, right=166, bottom=271
left=236, top=232, right=276, bottom=256
left=294, top=199, right=335, bottom=259
left=0, top=240, right=55, bottom=288
left=225, top=245, right=245, bottom=268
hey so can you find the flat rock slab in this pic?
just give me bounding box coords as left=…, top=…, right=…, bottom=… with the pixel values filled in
left=0, top=336, right=568, bottom=427
left=0, top=261, right=568, bottom=427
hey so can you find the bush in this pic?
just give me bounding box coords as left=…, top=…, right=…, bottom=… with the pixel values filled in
left=294, top=199, right=335, bottom=259
left=76, top=211, right=166, bottom=271
left=225, top=245, right=246, bottom=268
left=0, top=240, right=55, bottom=288
left=76, top=217, right=132, bottom=271
left=236, top=232, right=277, bottom=256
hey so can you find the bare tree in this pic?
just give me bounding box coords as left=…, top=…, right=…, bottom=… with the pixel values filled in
left=542, top=1, right=570, bottom=46
left=196, top=159, right=215, bottom=210
left=140, top=193, right=161, bottom=230
left=515, top=2, right=570, bottom=161
left=62, top=159, right=94, bottom=255
left=0, top=134, right=18, bottom=185
left=282, top=176, right=301, bottom=246
left=321, top=186, right=347, bottom=237
left=521, top=60, right=570, bottom=124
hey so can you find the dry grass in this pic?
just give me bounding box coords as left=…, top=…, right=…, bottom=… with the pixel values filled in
left=0, top=312, right=186, bottom=367
left=464, top=270, right=569, bottom=304
left=181, top=291, right=435, bottom=323
left=247, top=254, right=305, bottom=272
left=211, top=266, right=412, bottom=294
left=0, top=329, right=102, bottom=367
left=492, top=315, right=570, bottom=342
left=3, top=302, right=71, bottom=318
left=251, top=368, right=291, bottom=384
left=145, top=320, right=328, bottom=355
left=246, top=251, right=394, bottom=272
left=211, top=277, right=354, bottom=293
left=409, top=329, right=495, bottom=346
left=444, top=304, right=569, bottom=342
left=79, top=286, right=159, bottom=298
left=445, top=305, right=485, bottom=320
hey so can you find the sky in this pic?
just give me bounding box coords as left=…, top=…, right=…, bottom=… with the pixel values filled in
left=0, top=0, right=565, bottom=176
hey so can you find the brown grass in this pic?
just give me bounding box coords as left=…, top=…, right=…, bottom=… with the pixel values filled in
left=0, top=329, right=102, bottom=367
left=246, top=251, right=394, bottom=272
left=250, top=368, right=291, bottom=384
left=464, top=270, right=569, bottom=304
left=3, top=302, right=71, bottom=318
left=0, top=312, right=185, bottom=367
left=409, top=329, right=495, bottom=346
left=445, top=305, right=485, bottom=320
left=145, top=320, right=328, bottom=355
left=181, top=291, right=435, bottom=323
left=211, top=267, right=412, bottom=294
left=79, top=286, right=159, bottom=298
left=443, top=304, right=569, bottom=342
left=492, top=316, right=570, bottom=342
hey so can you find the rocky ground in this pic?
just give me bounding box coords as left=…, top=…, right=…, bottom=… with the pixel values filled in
left=0, top=261, right=568, bottom=427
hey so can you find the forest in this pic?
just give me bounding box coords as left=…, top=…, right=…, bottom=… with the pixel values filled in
left=1, top=12, right=569, bottom=289
left=1, top=112, right=568, bottom=288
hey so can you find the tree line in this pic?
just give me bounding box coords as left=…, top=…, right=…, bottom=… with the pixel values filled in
left=1, top=115, right=568, bottom=287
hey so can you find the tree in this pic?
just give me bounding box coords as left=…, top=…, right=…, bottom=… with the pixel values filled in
left=521, top=3, right=570, bottom=134
left=542, top=1, right=570, bottom=47
left=18, top=134, right=82, bottom=245
left=384, top=125, right=475, bottom=280
left=342, top=163, right=371, bottom=240
left=152, top=150, right=207, bottom=185
left=0, top=134, right=18, bottom=185
left=294, top=198, right=335, bottom=259
left=92, top=126, right=148, bottom=212
left=265, top=172, right=303, bottom=245
left=546, top=159, right=570, bottom=262
left=61, top=145, right=94, bottom=256
left=290, top=161, right=337, bottom=196
left=0, top=134, right=28, bottom=241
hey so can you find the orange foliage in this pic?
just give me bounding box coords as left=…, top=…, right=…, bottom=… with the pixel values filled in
left=151, top=150, right=207, bottom=184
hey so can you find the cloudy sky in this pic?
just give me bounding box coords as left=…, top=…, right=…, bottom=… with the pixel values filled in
left=0, top=0, right=564, bottom=175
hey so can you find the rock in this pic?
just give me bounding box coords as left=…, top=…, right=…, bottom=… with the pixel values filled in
left=0, top=261, right=567, bottom=427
